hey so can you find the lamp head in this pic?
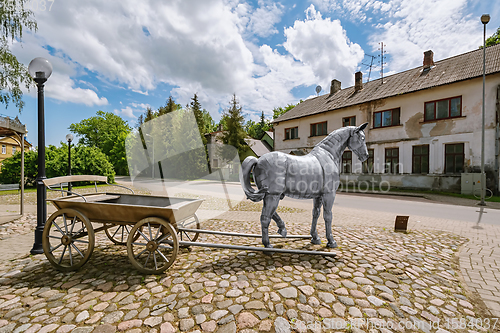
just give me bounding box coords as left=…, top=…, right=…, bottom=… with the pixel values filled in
left=28, top=57, right=52, bottom=80
left=66, top=134, right=74, bottom=143
left=481, top=14, right=490, bottom=25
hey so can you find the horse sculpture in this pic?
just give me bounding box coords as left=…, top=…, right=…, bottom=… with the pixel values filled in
left=240, top=123, right=369, bottom=249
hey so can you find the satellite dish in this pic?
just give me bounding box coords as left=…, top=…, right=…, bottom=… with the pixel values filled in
left=315, top=85, right=322, bottom=95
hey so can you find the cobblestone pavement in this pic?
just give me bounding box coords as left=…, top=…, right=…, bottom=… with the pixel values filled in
left=0, top=193, right=499, bottom=332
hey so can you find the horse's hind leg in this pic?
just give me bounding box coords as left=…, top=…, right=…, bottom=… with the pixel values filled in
left=322, top=193, right=337, bottom=248
left=261, top=194, right=281, bottom=248
left=310, top=197, right=322, bottom=245
left=272, top=212, right=287, bottom=237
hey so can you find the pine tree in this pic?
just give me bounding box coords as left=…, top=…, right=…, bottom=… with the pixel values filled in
left=221, top=94, right=248, bottom=160
left=191, top=94, right=206, bottom=142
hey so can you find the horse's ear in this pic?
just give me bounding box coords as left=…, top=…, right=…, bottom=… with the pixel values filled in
left=354, top=122, right=368, bottom=133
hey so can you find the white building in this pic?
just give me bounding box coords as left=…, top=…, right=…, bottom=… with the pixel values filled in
left=273, top=45, right=500, bottom=193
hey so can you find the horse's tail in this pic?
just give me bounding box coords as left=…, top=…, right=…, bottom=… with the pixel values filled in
left=239, top=156, right=266, bottom=202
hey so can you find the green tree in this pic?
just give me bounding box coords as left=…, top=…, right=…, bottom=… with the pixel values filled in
left=159, top=96, right=181, bottom=115
left=1, top=0, right=37, bottom=111
left=272, top=102, right=300, bottom=120
left=221, top=94, right=248, bottom=160
left=190, top=93, right=206, bottom=143
left=69, top=110, right=131, bottom=175
left=0, top=150, right=37, bottom=185
left=246, top=111, right=271, bottom=139
left=486, top=27, right=500, bottom=47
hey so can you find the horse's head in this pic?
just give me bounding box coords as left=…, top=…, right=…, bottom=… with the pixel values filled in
left=347, top=123, right=369, bottom=162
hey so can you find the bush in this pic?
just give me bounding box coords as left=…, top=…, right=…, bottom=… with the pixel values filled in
left=0, top=144, right=115, bottom=186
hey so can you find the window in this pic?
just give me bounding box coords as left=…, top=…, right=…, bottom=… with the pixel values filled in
left=412, top=145, right=429, bottom=174
left=445, top=143, right=464, bottom=174
left=310, top=122, right=328, bottom=137
left=424, top=96, right=462, bottom=121
left=362, top=149, right=374, bottom=173
left=1, top=145, right=5, bottom=154
left=342, top=151, right=352, bottom=173
left=285, top=127, right=299, bottom=140
left=342, top=116, right=356, bottom=127
left=12, top=146, right=16, bottom=155
left=374, top=108, right=400, bottom=128
left=384, top=148, right=399, bottom=173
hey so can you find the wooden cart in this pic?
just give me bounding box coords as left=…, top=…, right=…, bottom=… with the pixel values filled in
left=42, top=175, right=202, bottom=274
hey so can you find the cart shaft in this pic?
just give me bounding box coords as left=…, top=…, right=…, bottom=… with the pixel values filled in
left=178, top=241, right=337, bottom=257
left=178, top=228, right=311, bottom=239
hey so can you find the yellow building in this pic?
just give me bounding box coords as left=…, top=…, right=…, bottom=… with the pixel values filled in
left=0, top=136, right=32, bottom=171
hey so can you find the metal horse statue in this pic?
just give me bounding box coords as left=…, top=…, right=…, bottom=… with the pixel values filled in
left=240, top=123, right=369, bottom=249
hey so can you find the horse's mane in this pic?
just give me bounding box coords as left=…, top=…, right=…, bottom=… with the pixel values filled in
left=313, top=126, right=353, bottom=152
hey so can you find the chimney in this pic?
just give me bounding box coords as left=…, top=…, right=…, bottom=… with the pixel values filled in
left=423, top=50, right=434, bottom=69
left=330, top=79, right=341, bottom=95
left=354, top=71, right=363, bottom=92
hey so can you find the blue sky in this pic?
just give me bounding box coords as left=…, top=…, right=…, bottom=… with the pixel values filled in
left=3, top=0, right=500, bottom=147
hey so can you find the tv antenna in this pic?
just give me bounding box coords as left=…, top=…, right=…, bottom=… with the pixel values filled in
left=378, top=42, right=387, bottom=83
left=315, top=85, right=322, bottom=96
left=362, top=54, right=377, bottom=82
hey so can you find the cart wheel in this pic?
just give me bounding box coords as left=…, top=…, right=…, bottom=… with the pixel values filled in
left=105, top=224, right=141, bottom=245
left=127, top=217, right=179, bottom=274
left=177, top=214, right=201, bottom=247
left=42, top=209, right=95, bottom=272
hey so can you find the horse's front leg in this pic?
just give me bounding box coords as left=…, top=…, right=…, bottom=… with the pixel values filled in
left=261, top=194, right=281, bottom=248
left=272, top=212, right=287, bottom=237
left=310, top=197, right=322, bottom=244
left=322, top=193, right=337, bottom=248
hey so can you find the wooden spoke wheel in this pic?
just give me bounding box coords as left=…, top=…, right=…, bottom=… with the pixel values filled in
left=177, top=214, right=200, bottom=247
left=42, top=209, right=95, bottom=272
left=105, top=224, right=141, bottom=245
left=127, top=217, right=179, bottom=274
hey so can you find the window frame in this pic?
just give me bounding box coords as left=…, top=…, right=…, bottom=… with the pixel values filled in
left=424, top=96, right=462, bottom=121
left=342, top=151, right=352, bottom=174
left=284, top=126, right=299, bottom=140
left=384, top=148, right=399, bottom=174
left=412, top=145, right=429, bottom=174
left=310, top=121, right=328, bottom=137
left=1, top=145, right=6, bottom=154
left=444, top=143, right=465, bottom=174
left=362, top=149, right=375, bottom=174
left=373, top=108, right=401, bottom=128
left=342, top=116, right=356, bottom=127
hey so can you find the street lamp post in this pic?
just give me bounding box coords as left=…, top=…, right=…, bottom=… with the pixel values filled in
left=146, top=134, right=155, bottom=179
left=66, top=134, right=74, bottom=193
left=480, top=14, right=490, bottom=206
left=29, top=57, right=52, bottom=255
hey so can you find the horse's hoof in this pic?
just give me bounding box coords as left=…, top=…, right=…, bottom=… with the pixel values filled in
left=277, top=228, right=287, bottom=238
left=311, top=238, right=321, bottom=245
left=327, top=241, right=338, bottom=248
left=263, top=245, right=274, bottom=256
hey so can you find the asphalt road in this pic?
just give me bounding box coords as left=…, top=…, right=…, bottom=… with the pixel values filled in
left=117, top=177, right=500, bottom=227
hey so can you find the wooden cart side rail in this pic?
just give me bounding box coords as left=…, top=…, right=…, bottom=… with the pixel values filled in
left=43, top=175, right=134, bottom=198
left=43, top=175, right=107, bottom=186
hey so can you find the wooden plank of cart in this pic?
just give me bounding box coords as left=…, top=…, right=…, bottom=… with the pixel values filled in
left=42, top=175, right=336, bottom=275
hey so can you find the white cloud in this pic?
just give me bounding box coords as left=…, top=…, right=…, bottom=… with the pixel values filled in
left=114, top=102, right=151, bottom=119
left=283, top=5, right=364, bottom=87
left=234, top=0, right=284, bottom=37
left=369, top=0, right=481, bottom=72
left=9, top=35, right=108, bottom=107
left=311, top=0, right=485, bottom=73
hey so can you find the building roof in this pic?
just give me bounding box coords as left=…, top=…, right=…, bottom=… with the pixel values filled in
left=244, top=138, right=271, bottom=157
left=274, top=44, right=500, bottom=123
